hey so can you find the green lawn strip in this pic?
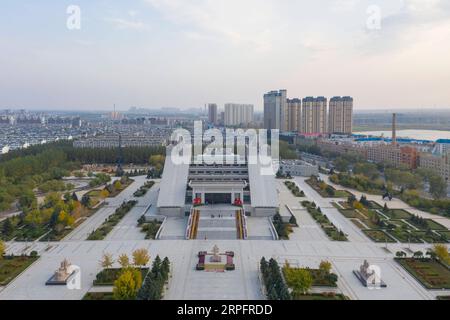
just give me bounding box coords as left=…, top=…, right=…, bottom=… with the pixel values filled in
left=294, top=293, right=347, bottom=300
left=362, top=229, right=396, bottom=243
left=87, top=200, right=137, bottom=240
left=385, top=229, right=424, bottom=243
left=350, top=219, right=367, bottom=230
left=305, top=178, right=353, bottom=199
left=410, top=230, right=448, bottom=243
left=139, top=220, right=163, bottom=239
left=93, top=267, right=149, bottom=286
left=302, top=201, right=347, bottom=241
left=82, top=292, right=115, bottom=300
left=284, top=181, right=305, bottom=197
left=0, top=256, right=39, bottom=286
left=408, top=217, right=447, bottom=231
left=382, top=209, right=413, bottom=220
left=133, top=180, right=155, bottom=197
left=395, top=258, right=450, bottom=290
left=438, top=230, right=450, bottom=240
left=107, top=178, right=134, bottom=197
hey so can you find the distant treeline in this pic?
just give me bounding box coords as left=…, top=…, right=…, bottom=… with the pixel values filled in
left=0, top=141, right=166, bottom=165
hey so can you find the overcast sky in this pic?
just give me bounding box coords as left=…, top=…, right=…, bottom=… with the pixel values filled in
left=1, top=0, right=450, bottom=111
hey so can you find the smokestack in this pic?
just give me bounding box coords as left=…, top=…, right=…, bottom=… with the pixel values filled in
left=392, top=113, right=397, bottom=146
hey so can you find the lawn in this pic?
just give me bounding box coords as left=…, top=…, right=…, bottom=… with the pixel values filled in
left=386, top=229, right=423, bottom=243
left=396, top=258, right=450, bottom=289
left=82, top=292, right=115, bottom=300
left=302, top=201, right=347, bottom=241
left=87, top=200, right=137, bottom=240
left=350, top=219, right=367, bottom=230
left=140, top=220, right=163, bottom=239
left=305, top=178, right=352, bottom=199
left=410, top=230, right=448, bottom=243
left=0, top=256, right=39, bottom=286
left=382, top=209, right=413, bottom=220
left=93, top=268, right=149, bottom=286
left=438, top=230, right=450, bottom=240
left=294, top=293, right=347, bottom=300
left=408, top=218, right=447, bottom=231
left=283, top=266, right=338, bottom=288
left=362, top=229, right=396, bottom=243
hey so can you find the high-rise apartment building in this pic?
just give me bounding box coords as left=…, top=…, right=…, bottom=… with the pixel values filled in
left=208, top=103, right=218, bottom=124
left=301, top=97, right=327, bottom=134
left=286, top=98, right=302, bottom=132
left=224, top=103, right=254, bottom=126
left=263, top=90, right=287, bottom=131
left=328, top=96, right=353, bottom=134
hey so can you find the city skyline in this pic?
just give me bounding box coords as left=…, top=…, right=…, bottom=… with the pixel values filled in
left=1, top=1, right=450, bottom=111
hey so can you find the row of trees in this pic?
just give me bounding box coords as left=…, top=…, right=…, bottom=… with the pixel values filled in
left=0, top=140, right=166, bottom=212
left=260, top=257, right=291, bottom=300
left=137, top=256, right=171, bottom=300
left=396, top=244, right=449, bottom=265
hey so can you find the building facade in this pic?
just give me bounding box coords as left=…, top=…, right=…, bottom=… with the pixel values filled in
left=286, top=98, right=302, bottom=132
left=224, top=103, right=254, bottom=126
left=328, top=96, right=353, bottom=134
left=419, top=153, right=450, bottom=180
left=301, top=97, right=327, bottom=134
left=264, top=90, right=287, bottom=131
left=208, top=103, right=218, bottom=124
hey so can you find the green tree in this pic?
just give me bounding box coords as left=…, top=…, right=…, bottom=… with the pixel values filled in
left=433, top=244, right=449, bottom=265
left=429, top=175, right=447, bottom=199
left=19, top=189, right=37, bottom=210
left=0, top=240, right=5, bottom=258
left=113, top=268, right=142, bottom=300
left=288, top=268, right=313, bottom=297
left=319, top=260, right=332, bottom=274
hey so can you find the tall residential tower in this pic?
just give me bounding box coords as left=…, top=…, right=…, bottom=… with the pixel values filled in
left=328, top=96, right=353, bottom=134
left=263, top=90, right=287, bottom=131
left=301, top=97, right=327, bottom=134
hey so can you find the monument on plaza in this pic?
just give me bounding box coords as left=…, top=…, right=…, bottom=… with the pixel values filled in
left=353, top=260, right=387, bottom=288
left=196, top=245, right=235, bottom=271
left=210, top=245, right=222, bottom=263
left=46, top=258, right=76, bottom=285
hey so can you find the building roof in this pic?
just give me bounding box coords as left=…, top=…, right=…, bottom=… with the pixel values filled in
left=157, top=147, right=190, bottom=208
left=248, top=160, right=278, bottom=208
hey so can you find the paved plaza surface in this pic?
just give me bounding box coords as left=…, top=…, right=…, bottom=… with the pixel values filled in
left=1, top=175, right=449, bottom=300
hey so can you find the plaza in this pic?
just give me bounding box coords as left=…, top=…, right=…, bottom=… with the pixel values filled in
left=1, top=171, right=449, bottom=300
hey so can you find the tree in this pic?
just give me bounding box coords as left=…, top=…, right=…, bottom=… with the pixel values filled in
left=0, top=240, right=5, bottom=259
left=113, top=268, right=142, bottom=300
left=395, top=251, right=406, bottom=258
left=429, top=175, right=447, bottom=200
left=413, top=251, right=424, bottom=259
left=114, top=180, right=122, bottom=190
left=433, top=244, right=450, bottom=264
left=2, top=218, right=13, bottom=237
left=100, top=189, right=110, bottom=199
left=289, top=269, right=313, bottom=297
left=319, top=261, right=332, bottom=274
left=19, top=189, right=37, bottom=210
left=100, top=253, right=114, bottom=269
left=118, top=254, right=130, bottom=268
left=133, top=248, right=150, bottom=267
left=334, top=157, right=350, bottom=172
